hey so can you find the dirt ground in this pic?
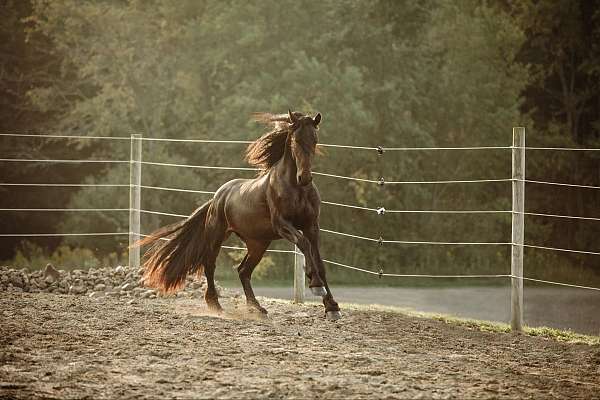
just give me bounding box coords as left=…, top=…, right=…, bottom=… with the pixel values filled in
left=1, top=292, right=599, bottom=399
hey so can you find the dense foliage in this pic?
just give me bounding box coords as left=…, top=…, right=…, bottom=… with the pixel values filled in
left=1, top=0, right=599, bottom=286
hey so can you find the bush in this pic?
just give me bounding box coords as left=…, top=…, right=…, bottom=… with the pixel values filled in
left=4, top=241, right=127, bottom=271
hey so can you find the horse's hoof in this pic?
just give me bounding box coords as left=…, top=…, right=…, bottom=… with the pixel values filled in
left=207, top=303, right=223, bottom=314
left=310, top=286, right=327, bottom=296
left=248, top=305, right=268, bottom=315
left=326, top=310, right=342, bottom=321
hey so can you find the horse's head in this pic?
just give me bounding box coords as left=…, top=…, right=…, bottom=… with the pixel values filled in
left=288, top=110, right=321, bottom=186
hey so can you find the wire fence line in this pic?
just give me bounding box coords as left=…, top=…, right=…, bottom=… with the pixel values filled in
left=141, top=160, right=259, bottom=171
left=3, top=131, right=600, bottom=152
left=521, top=179, right=600, bottom=190
left=0, top=183, right=130, bottom=188
left=0, top=132, right=132, bottom=141
left=137, top=209, right=516, bottom=246
left=0, top=208, right=129, bottom=212
left=0, top=158, right=129, bottom=164
left=323, top=259, right=600, bottom=291
left=0, top=132, right=521, bottom=151
left=142, top=137, right=253, bottom=145
left=2, top=230, right=598, bottom=291
left=318, top=227, right=511, bottom=245
left=4, top=182, right=596, bottom=221
left=4, top=154, right=600, bottom=190
left=139, top=209, right=187, bottom=218
left=137, top=233, right=296, bottom=255
left=521, top=211, right=600, bottom=222
left=1, top=184, right=598, bottom=252
left=522, top=244, right=600, bottom=256
left=0, top=232, right=128, bottom=237
left=313, top=171, right=513, bottom=185
left=517, top=277, right=600, bottom=291
left=524, top=146, right=600, bottom=152
left=140, top=185, right=216, bottom=195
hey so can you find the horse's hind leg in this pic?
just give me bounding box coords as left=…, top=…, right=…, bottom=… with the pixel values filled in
left=204, top=260, right=222, bottom=312
left=203, top=222, right=229, bottom=312
left=237, top=239, right=270, bottom=314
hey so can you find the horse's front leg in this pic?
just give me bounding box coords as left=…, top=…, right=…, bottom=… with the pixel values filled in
left=271, top=216, right=326, bottom=295
left=304, top=225, right=342, bottom=321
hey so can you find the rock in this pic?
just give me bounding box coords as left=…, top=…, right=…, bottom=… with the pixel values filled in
left=94, top=283, right=106, bottom=292
left=69, top=285, right=86, bottom=295
left=10, top=275, right=23, bottom=288
left=0, top=264, right=224, bottom=300
left=43, top=264, right=60, bottom=282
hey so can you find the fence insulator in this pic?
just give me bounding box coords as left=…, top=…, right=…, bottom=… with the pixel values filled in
left=378, top=268, right=384, bottom=279
left=376, top=146, right=384, bottom=156
left=377, top=207, right=386, bottom=216
left=378, top=177, right=385, bottom=186
left=377, top=236, right=384, bottom=246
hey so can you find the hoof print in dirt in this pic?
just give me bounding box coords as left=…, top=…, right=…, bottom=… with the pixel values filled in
left=326, top=310, right=342, bottom=321
left=248, top=307, right=268, bottom=315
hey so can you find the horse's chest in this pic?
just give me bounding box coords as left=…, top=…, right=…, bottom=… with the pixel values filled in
left=279, top=192, right=316, bottom=221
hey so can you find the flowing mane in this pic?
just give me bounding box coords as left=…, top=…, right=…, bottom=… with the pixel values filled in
left=245, top=112, right=304, bottom=172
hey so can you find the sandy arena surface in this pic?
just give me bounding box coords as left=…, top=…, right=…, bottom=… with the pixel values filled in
left=1, top=292, right=599, bottom=399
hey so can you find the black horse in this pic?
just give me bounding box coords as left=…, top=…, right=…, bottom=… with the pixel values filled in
left=138, top=111, right=341, bottom=320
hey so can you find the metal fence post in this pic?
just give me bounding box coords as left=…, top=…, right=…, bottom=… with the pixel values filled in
left=293, top=245, right=305, bottom=303
left=511, top=127, right=525, bottom=331
left=129, top=134, right=142, bottom=270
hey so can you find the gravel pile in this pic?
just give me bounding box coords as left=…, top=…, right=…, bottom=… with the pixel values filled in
left=0, top=264, right=217, bottom=300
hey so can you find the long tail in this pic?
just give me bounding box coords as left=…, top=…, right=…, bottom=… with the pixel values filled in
left=136, top=200, right=212, bottom=292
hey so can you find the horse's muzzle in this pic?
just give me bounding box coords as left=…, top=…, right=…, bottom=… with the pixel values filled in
left=297, top=173, right=313, bottom=186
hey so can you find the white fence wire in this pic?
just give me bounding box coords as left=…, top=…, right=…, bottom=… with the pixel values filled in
left=2, top=131, right=600, bottom=297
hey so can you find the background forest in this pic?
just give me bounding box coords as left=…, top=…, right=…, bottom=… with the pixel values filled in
left=1, top=0, right=599, bottom=286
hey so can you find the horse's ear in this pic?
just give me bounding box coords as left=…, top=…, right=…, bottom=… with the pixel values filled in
left=288, top=109, right=298, bottom=124
left=313, top=113, right=322, bottom=127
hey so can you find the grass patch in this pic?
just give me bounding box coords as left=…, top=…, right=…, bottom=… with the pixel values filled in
left=282, top=299, right=600, bottom=346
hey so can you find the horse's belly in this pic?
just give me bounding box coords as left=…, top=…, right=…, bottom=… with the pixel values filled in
left=228, top=208, right=277, bottom=240
left=223, top=187, right=278, bottom=241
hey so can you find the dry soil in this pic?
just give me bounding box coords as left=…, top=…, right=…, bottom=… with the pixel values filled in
left=1, top=292, right=599, bottom=399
